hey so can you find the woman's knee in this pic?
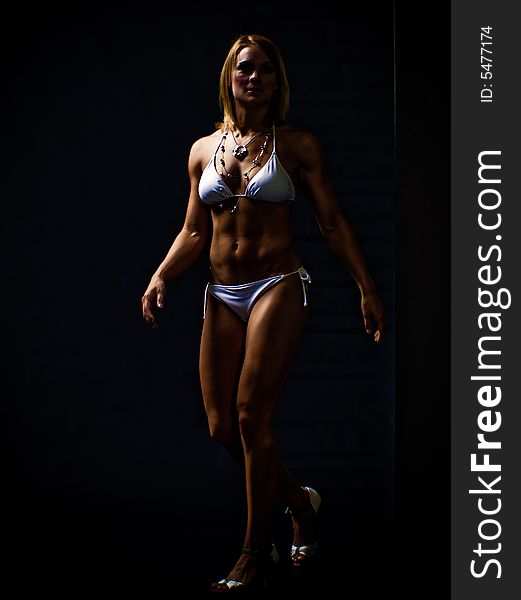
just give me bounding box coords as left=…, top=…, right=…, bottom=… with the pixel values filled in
left=208, top=419, right=239, bottom=449
left=238, top=409, right=273, bottom=448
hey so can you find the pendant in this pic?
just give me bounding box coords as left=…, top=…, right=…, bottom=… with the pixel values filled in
left=232, top=145, right=248, bottom=160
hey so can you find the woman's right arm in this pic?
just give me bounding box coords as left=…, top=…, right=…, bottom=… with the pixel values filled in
left=142, top=139, right=210, bottom=330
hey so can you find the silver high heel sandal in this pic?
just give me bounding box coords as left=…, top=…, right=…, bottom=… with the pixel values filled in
left=285, top=486, right=321, bottom=568
left=210, top=544, right=280, bottom=592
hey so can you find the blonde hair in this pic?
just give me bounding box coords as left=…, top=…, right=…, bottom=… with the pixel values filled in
left=217, top=34, right=290, bottom=130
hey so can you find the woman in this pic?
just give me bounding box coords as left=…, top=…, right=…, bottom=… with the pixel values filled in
left=141, top=33, right=385, bottom=592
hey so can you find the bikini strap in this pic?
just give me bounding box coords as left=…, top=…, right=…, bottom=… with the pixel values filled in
left=203, top=282, right=210, bottom=319
left=297, top=267, right=311, bottom=307
left=272, top=124, right=276, bottom=153
left=213, top=129, right=227, bottom=157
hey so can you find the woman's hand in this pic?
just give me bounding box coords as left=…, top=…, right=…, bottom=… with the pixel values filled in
left=141, top=275, right=166, bottom=331
left=361, top=289, right=385, bottom=343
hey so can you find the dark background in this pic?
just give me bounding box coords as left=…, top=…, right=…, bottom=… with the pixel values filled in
left=2, top=3, right=449, bottom=597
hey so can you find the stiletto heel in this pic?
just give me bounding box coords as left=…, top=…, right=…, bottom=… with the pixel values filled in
left=210, top=543, right=279, bottom=592
left=285, top=486, right=321, bottom=569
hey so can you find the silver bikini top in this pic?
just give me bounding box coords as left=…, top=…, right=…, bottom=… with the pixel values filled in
left=198, top=124, right=295, bottom=205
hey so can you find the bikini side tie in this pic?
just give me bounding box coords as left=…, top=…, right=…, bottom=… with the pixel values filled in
left=283, top=266, right=312, bottom=306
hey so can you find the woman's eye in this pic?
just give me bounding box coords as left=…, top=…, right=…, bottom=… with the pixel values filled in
left=237, top=62, right=254, bottom=74
left=236, top=62, right=275, bottom=75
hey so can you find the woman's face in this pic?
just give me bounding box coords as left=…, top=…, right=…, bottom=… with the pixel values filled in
left=231, top=46, right=278, bottom=109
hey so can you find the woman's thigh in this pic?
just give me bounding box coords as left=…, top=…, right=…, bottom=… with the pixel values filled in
left=199, top=294, right=246, bottom=436
left=237, top=274, right=310, bottom=425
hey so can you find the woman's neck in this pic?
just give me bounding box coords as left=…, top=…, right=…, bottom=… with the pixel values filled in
left=232, top=105, right=271, bottom=136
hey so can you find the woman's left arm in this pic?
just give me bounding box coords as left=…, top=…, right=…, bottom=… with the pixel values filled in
left=297, top=132, right=385, bottom=342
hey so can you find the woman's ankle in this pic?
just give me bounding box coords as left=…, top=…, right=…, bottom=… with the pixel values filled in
left=287, top=486, right=312, bottom=515
left=242, top=537, right=272, bottom=554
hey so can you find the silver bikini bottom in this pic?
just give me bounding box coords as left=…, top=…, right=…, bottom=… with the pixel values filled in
left=203, top=265, right=312, bottom=322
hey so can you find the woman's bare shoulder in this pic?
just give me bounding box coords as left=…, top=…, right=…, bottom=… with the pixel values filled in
left=276, top=122, right=323, bottom=157
left=189, top=129, right=224, bottom=168
left=192, top=129, right=223, bottom=152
